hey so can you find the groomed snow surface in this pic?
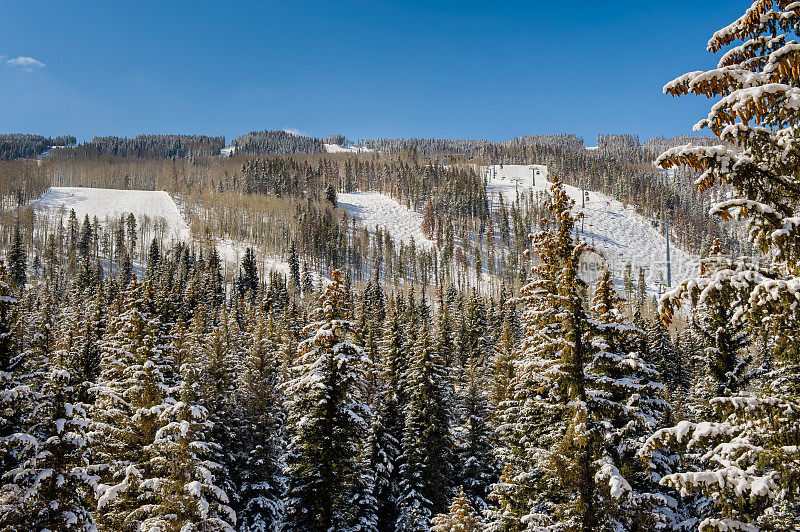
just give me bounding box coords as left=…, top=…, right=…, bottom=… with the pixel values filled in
left=337, top=191, right=435, bottom=250
left=33, top=187, right=192, bottom=242
left=323, top=144, right=373, bottom=154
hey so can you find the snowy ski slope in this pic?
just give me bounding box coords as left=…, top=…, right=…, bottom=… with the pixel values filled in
left=33, top=187, right=192, bottom=242
left=482, top=165, right=698, bottom=291
left=323, top=143, right=373, bottom=154
left=337, top=191, right=435, bottom=250
left=338, top=166, right=697, bottom=291
left=30, top=187, right=323, bottom=281
left=337, top=165, right=696, bottom=291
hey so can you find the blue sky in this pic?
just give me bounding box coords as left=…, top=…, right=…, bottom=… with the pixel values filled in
left=0, top=1, right=743, bottom=144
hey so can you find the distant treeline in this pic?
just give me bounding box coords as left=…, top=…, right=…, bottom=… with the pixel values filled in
left=50, top=135, right=226, bottom=159
left=232, top=130, right=326, bottom=155
left=0, top=134, right=76, bottom=161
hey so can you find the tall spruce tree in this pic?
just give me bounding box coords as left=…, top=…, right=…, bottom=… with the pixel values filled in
left=1, top=363, right=97, bottom=531
left=488, top=179, right=587, bottom=531
left=651, top=4, right=800, bottom=529
left=397, top=321, right=453, bottom=531
left=283, top=269, right=370, bottom=531
left=91, top=282, right=173, bottom=531
left=430, top=487, right=484, bottom=532
left=487, top=179, right=667, bottom=531
left=0, top=262, right=25, bottom=489
left=301, top=262, right=314, bottom=296
left=237, top=247, right=259, bottom=299
left=235, top=308, right=286, bottom=531
left=367, top=300, right=407, bottom=531
left=147, top=237, right=160, bottom=278
left=138, top=362, right=236, bottom=531
left=78, top=214, right=92, bottom=260
left=453, top=360, right=498, bottom=512
left=588, top=270, right=678, bottom=530
left=8, top=225, right=26, bottom=288
left=288, top=241, right=301, bottom=294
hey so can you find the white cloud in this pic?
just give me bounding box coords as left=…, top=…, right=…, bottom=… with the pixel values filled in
left=283, top=128, right=304, bottom=137
left=7, top=56, right=46, bottom=72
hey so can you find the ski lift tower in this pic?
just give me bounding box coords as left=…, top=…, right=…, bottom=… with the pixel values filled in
left=581, top=185, right=588, bottom=234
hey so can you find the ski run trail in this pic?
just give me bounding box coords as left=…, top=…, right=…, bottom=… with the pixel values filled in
left=33, top=187, right=192, bottom=242
left=482, top=164, right=697, bottom=292
left=337, top=191, right=435, bottom=250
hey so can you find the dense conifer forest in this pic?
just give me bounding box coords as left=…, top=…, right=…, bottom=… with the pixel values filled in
left=0, top=134, right=76, bottom=161
left=2, top=2, right=800, bottom=531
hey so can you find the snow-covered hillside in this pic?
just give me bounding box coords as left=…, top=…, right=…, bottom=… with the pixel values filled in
left=482, top=164, right=698, bottom=291
left=337, top=166, right=696, bottom=292
left=30, top=187, right=326, bottom=283
left=323, top=143, right=373, bottom=154
left=337, top=191, right=434, bottom=250
left=33, top=187, right=192, bottom=242
left=30, top=177, right=695, bottom=293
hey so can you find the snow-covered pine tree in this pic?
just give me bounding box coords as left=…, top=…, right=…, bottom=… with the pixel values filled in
left=651, top=3, right=800, bottom=529
left=397, top=320, right=453, bottom=531
left=490, top=318, right=516, bottom=416
left=137, top=362, right=236, bottom=531
left=488, top=179, right=670, bottom=531
left=588, top=269, right=679, bottom=530
left=57, top=289, right=104, bottom=404
left=1, top=363, right=97, bottom=531
left=452, top=360, right=498, bottom=513
left=203, top=245, right=225, bottom=308
left=487, top=178, right=585, bottom=531
left=326, top=183, right=337, bottom=207
left=193, top=307, right=243, bottom=510
left=356, top=270, right=386, bottom=405
left=434, top=286, right=455, bottom=368
left=366, top=298, right=407, bottom=531
left=0, top=261, right=27, bottom=503
left=430, top=487, right=484, bottom=532
left=22, top=291, right=57, bottom=383
left=237, top=247, right=259, bottom=299
left=301, top=262, right=314, bottom=296
left=689, top=301, right=752, bottom=400
left=282, top=269, right=371, bottom=531
left=461, top=289, right=490, bottom=367
left=91, top=281, right=173, bottom=531
left=146, top=238, right=160, bottom=278
left=78, top=214, right=92, bottom=260
left=119, top=249, right=134, bottom=287
left=234, top=307, right=285, bottom=531
left=8, top=224, right=27, bottom=288
left=647, top=317, right=689, bottom=404
left=636, top=266, right=647, bottom=314
left=288, top=241, right=300, bottom=294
